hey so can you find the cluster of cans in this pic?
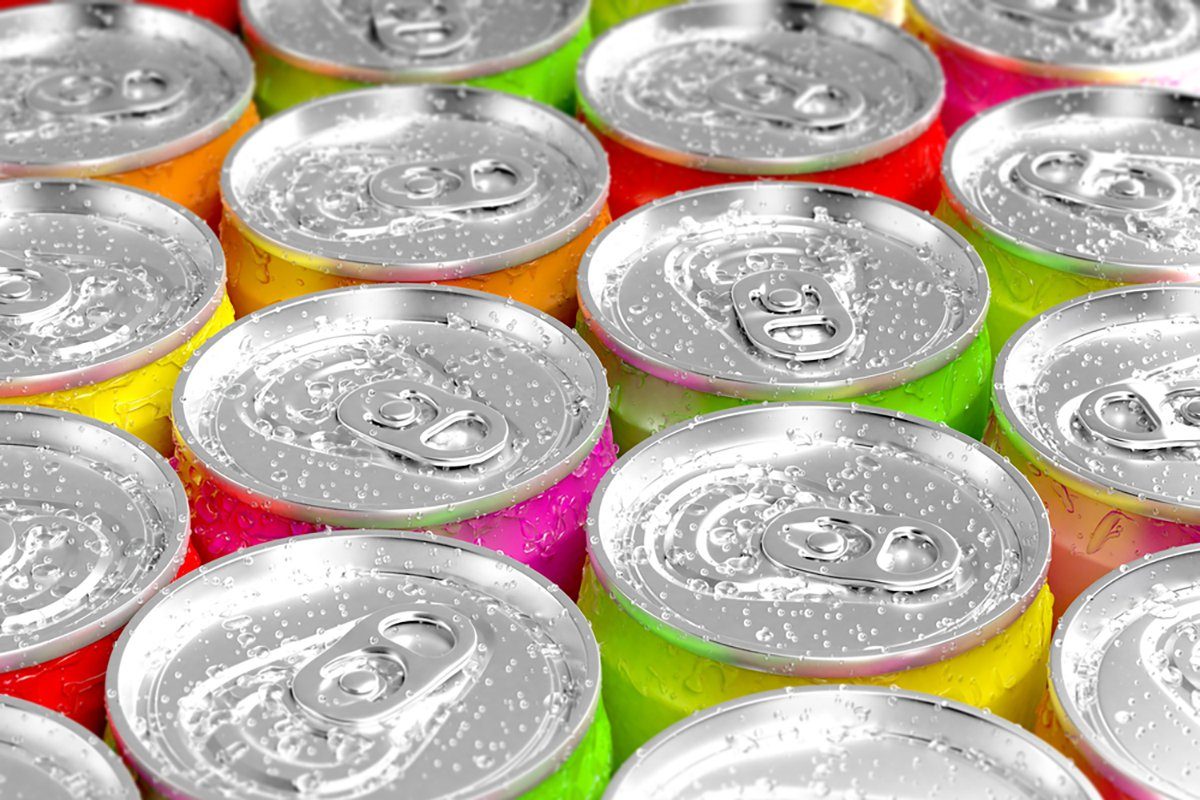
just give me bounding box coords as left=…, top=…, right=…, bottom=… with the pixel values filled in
left=0, top=1, right=1198, bottom=799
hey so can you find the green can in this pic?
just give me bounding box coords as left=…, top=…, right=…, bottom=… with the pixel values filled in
left=240, top=0, right=590, bottom=116
left=577, top=182, right=993, bottom=452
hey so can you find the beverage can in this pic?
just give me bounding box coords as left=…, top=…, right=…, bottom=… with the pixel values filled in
left=44, top=0, right=240, bottom=28
left=591, top=0, right=907, bottom=36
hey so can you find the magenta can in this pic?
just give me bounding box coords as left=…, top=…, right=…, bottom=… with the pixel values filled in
left=908, top=0, right=1200, bottom=133
left=172, top=284, right=615, bottom=598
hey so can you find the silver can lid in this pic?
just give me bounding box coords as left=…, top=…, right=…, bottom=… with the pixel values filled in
left=1051, top=544, right=1200, bottom=799
left=241, top=0, right=588, bottom=84
left=174, top=284, right=608, bottom=526
left=945, top=87, right=1200, bottom=282
left=0, top=406, right=190, bottom=672
left=0, top=179, right=226, bottom=397
left=0, top=694, right=140, bottom=800
left=0, top=3, right=253, bottom=177
left=578, top=182, right=988, bottom=401
left=587, top=403, right=1050, bottom=677
left=109, top=530, right=602, bottom=800
left=607, top=686, right=1100, bottom=799
left=910, top=0, right=1200, bottom=80
left=994, top=284, right=1200, bottom=524
left=577, top=1, right=943, bottom=175
left=222, top=86, right=609, bottom=281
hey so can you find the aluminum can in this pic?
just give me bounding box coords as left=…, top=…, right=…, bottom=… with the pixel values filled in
left=941, top=86, right=1200, bottom=357
left=0, top=3, right=257, bottom=231
left=0, top=179, right=233, bottom=455
left=592, top=0, right=906, bottom=35
left=173, top=284, right=614, bottom=597
left=0, top=407, right=191, bottom=734
left=577, top=182, right=993, bottom=452
left=0, top=0, right=240, bottom=29
left=580, top=403, right=1054, bottom=763
left=577, top=1, right=946, bottom=219
left=990, top=284, right=1200, bottom=620
left=1038, top=544, right=1200, bottom=799
left=107, top=530, right=613, bottom=799
left=220, top=86, right=610, bottom=324
left=240, top=0, right=590, bottom=117
left=908, top=0, right=1200, bottom=134
left=0, top=694, right=140, bottom=800
left=607, top=687, right=1100, bottom=799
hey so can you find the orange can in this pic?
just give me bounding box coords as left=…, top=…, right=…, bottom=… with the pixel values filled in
left=219, top=86, right=610, bottom=324
left=0, top=3, right=257, bottom=231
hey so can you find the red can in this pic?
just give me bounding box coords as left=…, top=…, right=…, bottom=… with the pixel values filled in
left=577, top=1, right=946, bottom=218
left=0, top=0, right=239, bottom=29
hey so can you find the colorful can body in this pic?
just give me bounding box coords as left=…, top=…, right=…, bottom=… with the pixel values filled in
left=220, top=86, right=610, bottom=324
left=240, top=0, right=589, bottom=117
left=173, top=284, right=614, bottom=597
left=1040, top=545, right=1200, bottom=799
left=991, top=284, right=1200, bottom=620
left=592, top=0, right=906, bottom=35
left=0, top=180, right=232, bottom=455
left=577, top=182, right=993, bottom=452
left=577, top=1, right=946, bottom=218
left=581, top=403, right=1054, bottom=763
left=0, top=3, right=257, bottom=230
left=0, top=0, right=240, bottom=29
left=941, top=86, right=1200, bottom=357
left=0, top=407, right=191, bottom=734
left=108, top=530, right=612, bottom=799
left=909, top=0, right=1200, bottom=134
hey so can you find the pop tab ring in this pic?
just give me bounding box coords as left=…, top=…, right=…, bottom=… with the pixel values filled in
left=731, top=270, right=857, bottom=362
left=25, top=65, right=189, bottom=119
left=986, top=0, right=1119, bottom=25
left=708, top=71, right=867, bottom=129
left=1075, top=379, right=1200, bottom=452
left=367, top=153, right=537, bottom=213
left=1012, top=148, right=1184, bottom=215
left=371, top=0, right=472, bottom=57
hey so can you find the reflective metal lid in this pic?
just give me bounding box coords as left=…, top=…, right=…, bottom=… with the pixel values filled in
left=0, top=179, right=225, bottom=397
left=577, top=1, right=943, bottom=175
left=607, top=686, right=1100, bottom=799
left=994, top=284, right=1200, bottom=525
left=109, top=530, right=601, bottom=800
left=174, top=284, right=608, bottom=527
left=0, top=694, right=140, bottom=800
left=222, top=86, right=609, bottom=281
left=910, top=0, right=1200, bottom=80
left=1051, top=544, right=1200, bottom=800
left=0, top=3, right=253, bottom=176
left=0, top=406, right=190, bottom=672
left=241, top=0, right=588, bottom=83
left=587, top=403, right=1051, bottom=676
left=579, top=182, right=988, bottom=401
left=945, top=87, right=1200, bottom=282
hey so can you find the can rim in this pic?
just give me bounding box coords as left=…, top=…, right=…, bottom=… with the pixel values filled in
left=0, top=4, right=255, bottom=178
left=576, top=0, right=945, bottom=176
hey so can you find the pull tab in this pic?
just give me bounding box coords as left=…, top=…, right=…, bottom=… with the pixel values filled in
left=371, top=0, right=471, bottom=57
left=368, top=155, right=536, bottom=213
left=732, top=270, right=856, bottom=362
left=336, top=378, right=509, bottom=467
left=25, top=66, right=188, bottom=118
left=709, top=70, right=866, bottom=129
left=0, top=251, right=73, bottom=324
left=1012, top=148, right=1182, bottom=214
left=291, top=604, right=477, bottom=728
left=1076, top=380, right=1200, bottom=451
left=762, top=508, right=962, bottom=592
left=987, top=0, right=1118, bottom=23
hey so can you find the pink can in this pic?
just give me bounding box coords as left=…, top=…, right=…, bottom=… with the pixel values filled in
left=171, top=284, right=615, bottom=598
left=908, top=0, right=1200, bottom=133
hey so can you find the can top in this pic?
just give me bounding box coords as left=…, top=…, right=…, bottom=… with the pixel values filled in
left=0, top=406, right=190, bottom=672
left=240, top=0, right=588, bottom=84
left=1051, top=544, right=1200, bottom=799
left=0, top=3, right=254, bottom=177
left=945, top=87, right=1200, bottom=282
left=174, top=284, right=608, bottom=527
left=587, top=403, right=1050, bottom=677
left=607, top=686, right=1100, bottom=799
left=577, top=1, right=943, bottom=175
left=578, top=182, right=988, bottom=401
left=0, top=179, right=226, bottom=397
left=109, top=530, right=601, bottom=800
left=909, top=0, right=1200, bottom=80
left=994, top=284, right=1200, bottom=524
left=0, top=695, right=140, bottom=800
left=222, top=86, right=609, bottom=281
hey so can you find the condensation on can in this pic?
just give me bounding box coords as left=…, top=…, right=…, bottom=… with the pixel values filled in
left=590, top=0, right=907, bottom=36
